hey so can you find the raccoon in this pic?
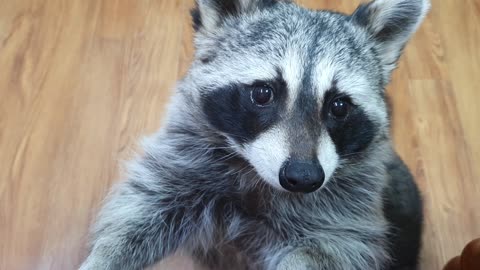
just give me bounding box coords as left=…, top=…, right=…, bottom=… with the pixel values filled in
left=80, top=0, right=430, bottom=269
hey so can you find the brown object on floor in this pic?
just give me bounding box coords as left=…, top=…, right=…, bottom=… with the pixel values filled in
left=1, top=0, right=480, bottom=269
left=443, top=239, right=480, bottom=270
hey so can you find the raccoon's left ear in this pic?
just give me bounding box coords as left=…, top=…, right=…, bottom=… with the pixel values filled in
left=192, top=0, right=283, bottom=32
left=351, top=0, right=431, bottom=81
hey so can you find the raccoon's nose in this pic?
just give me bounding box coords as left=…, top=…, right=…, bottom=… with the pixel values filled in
left=279, top=160, right=325, bottom=193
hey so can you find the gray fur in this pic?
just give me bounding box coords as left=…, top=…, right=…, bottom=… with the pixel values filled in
left=80, top=0, right=430, bottom=269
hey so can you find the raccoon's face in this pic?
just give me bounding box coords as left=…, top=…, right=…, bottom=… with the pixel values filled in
left=184, top=0, right=429, bottom=193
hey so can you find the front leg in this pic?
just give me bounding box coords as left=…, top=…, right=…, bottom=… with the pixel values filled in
left=271, top=235, right=389, bottom=270
left=80, top=178, right=200, bottom=270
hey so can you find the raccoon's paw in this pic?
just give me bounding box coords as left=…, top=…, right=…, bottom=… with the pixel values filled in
left=276, top=249, right=317, bottom=270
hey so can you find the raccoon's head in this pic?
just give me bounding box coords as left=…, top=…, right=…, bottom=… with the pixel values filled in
left=181, top=0, right=429, bottom=193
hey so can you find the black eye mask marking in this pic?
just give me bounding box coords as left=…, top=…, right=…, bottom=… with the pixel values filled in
left=202, top=74, right=378, bottom=157
left=201, top=73, right=288, bottom=144
left=322, top=87, right=379, bottom=156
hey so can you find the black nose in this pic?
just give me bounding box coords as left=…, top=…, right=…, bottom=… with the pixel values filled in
left=279, top=160, right=325, bottom=193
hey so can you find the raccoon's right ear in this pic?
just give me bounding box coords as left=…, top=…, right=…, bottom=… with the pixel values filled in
left=191, top=0, right=282, bottom=32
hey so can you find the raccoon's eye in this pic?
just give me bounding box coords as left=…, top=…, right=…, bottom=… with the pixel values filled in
left=330, top=97, right=351, bottom=119
left=250, top=85, right=274, bottom=106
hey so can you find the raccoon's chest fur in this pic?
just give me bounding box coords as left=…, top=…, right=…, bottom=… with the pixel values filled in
left=194, top=173, right=390, bottom=270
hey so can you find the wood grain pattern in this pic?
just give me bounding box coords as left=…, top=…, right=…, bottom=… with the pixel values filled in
left=0, top=1, right=478, bottom=269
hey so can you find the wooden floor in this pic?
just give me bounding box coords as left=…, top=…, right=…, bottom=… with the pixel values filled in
left=1, top=0, right=479, bottom=269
